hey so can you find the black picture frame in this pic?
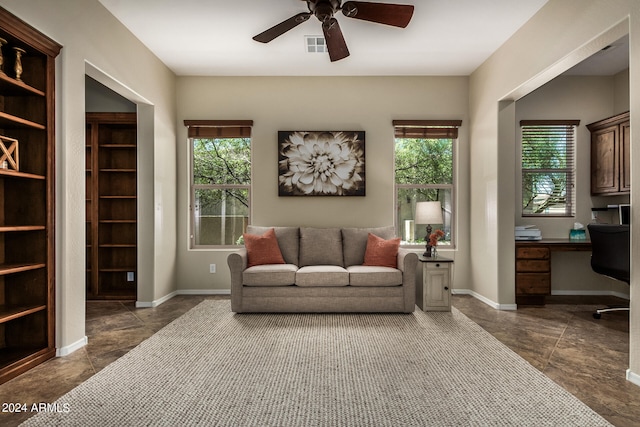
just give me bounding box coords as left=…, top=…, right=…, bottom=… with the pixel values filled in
left=278, top=131, right=365, bottom=196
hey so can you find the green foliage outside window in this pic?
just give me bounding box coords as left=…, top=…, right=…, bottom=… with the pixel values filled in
left=192, top=138, right=251, bottom=246
left=395, top=138, right=454, bottom=245
left=521, top=124, right=574, bottom=216
left=395, top=138, right=453, bottom=185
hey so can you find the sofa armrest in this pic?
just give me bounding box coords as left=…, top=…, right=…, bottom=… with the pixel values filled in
left=227, top=248, right=247, bottom=312
left=398, top=248, right=418, bottom=312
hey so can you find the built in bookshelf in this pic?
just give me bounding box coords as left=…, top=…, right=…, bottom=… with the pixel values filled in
left=0, top=7, right=61, bottom=384
left=86, top=112, right=137, bottom=300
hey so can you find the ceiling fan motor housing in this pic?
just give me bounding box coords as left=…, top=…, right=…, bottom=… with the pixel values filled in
left=308, top=0, right=341, bottom=22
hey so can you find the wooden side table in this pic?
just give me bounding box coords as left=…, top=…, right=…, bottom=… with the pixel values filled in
left=417, top=255, right=453, bottom=311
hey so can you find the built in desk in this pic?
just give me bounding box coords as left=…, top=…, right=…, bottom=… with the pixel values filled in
left=515, top=239, right=592, bottom=305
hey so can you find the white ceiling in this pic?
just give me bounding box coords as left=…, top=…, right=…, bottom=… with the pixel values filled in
left=98, top=0, right=554, bottom=76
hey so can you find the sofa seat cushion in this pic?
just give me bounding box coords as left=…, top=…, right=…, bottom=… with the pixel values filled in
left=296, top=265, right=349, bottom=287
left=347, top=265, right=403, bottom=287
left=243, top=264, right=298, bottom=287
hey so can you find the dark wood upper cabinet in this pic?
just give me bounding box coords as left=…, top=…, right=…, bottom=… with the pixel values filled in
left=0, top=6, right=61, bottom=384
left=588, top=111, right=630, bottom=196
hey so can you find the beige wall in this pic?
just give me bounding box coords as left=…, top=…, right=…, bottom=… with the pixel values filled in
left=469, top=0, right=640, bottom=384
left=0, top=0, right=178, bottom=352
left=176, top=76, right=471, bottom=293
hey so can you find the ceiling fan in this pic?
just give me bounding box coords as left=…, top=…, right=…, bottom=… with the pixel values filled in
left=252, top=0, right=415, bottom=62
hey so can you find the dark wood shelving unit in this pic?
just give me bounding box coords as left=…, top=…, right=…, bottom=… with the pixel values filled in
left=86, top=112, right=137, bottom=300
left=0, top=6, right=61, bottom=385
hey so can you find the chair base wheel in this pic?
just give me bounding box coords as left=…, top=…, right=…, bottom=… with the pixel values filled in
left=593, top=313, right=602, bottom=319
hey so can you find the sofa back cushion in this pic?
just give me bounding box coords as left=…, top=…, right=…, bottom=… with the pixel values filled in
left=299, top=227, right=344, bottom=267
left=246, top=226, right=299, bottom=266
left=243, top=228, right=286, bottom=267
left=342, top=226, right=396, bottom=267
left=363, top=233, right=401, bottom=268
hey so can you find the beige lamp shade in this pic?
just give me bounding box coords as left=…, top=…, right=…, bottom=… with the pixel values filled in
left=415, top=201, right=443, bottom=225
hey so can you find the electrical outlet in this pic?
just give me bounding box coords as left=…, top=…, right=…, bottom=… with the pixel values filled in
left=127, top=272, right=135, bottom=282
left=209, top=264, right=216, bottom=274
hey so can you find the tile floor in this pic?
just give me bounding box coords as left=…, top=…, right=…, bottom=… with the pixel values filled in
left=0, top=294, right=638, bottom=426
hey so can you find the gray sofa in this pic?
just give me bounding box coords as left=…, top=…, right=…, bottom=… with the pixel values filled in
left=228, top=226, right=418, bottom=313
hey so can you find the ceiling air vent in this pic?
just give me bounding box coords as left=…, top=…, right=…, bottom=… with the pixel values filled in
left=305, top=36, right=326, bottom=53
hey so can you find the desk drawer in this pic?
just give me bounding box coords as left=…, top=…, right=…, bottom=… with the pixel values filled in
left=516, top=273, right=550, bottom=295
left=516, top=247, right=550, bottom=259
left=516, top=259, right=550, bottom=272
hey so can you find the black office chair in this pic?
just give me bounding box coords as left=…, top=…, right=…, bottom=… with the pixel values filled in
left=587, top=224, right=630, bottom=319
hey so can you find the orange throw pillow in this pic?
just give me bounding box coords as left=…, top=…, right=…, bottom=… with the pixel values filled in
left=363, top=233, right=401, bottom=268
left=243, top=228, right=286, bottom=267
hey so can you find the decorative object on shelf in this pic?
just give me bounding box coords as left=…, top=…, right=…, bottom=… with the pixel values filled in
left=278, top=130, right=365, bottom=196
left=429, top=229, right=445, bottom=256
left=13, top=46, right=25, bottom=80
left=0, top=135, right=19, bottom=171
left=0, top=37, right=6, bottom=74
left=415, top=201, right=443, bottom=257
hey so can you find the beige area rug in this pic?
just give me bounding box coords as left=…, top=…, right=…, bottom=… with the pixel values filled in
left=22, top=300, right=611, bottom=426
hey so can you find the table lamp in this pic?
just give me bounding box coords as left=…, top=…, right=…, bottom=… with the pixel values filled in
left=415, top=201, right=443, bottom=257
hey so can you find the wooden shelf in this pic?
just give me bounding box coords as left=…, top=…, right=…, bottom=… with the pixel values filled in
left=0, top=111, right=45, bottom=130
left=0, top=225, right=45, bottom=232
left=0, top=304, right=46, bottom=324
left=0, top=263, right=46, bottom=276
left=100, top=144, right=136, bottom=149
left=0, top=169, right=45, bottom=180
left=0, top=72, right=45, bottom=96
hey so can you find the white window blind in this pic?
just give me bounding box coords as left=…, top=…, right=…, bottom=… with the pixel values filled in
left=520, top=120, right=579, bottom=216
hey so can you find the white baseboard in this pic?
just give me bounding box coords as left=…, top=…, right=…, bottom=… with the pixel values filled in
left=627, top=369, right=640, bottom=388
left=452, top=289, right=517, bottom=311
left=135, top=289, right=230, bottom=308
left=135, top=291, right=177, bottom=308
left=57, top=336, right=87, bottom=357
left=177, top=289, right=231, bottom=295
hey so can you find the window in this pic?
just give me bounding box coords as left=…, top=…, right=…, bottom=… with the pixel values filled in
left=520, top=120, right=579, bottom=216
left=185, top=120, right=252, bottom=247
left=394, top=120, right=461, bottom=247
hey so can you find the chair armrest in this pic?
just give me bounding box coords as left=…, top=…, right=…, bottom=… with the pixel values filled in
left=397, top=248, right=416, bottom=272
left=398, top=248, right=418, bottom=312
left=227, top=248, right=247, bottom=312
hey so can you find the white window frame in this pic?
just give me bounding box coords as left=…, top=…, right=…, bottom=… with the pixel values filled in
left=393, top=120, right=460, bottom=249
left=185, top=120, right=252, bottom=249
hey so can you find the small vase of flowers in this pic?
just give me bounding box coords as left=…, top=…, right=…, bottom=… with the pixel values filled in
left=426, top=229, right=445, bottom=257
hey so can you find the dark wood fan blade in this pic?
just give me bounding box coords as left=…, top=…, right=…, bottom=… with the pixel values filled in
left=341, top=1, right=414, bottom=28
left=322, top=18, right=350, bottom=62
left=253, top=12, right=312, bottom=43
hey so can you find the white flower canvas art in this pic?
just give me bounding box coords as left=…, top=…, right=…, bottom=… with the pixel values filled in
left=278, top=131, right=365, bottom=196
